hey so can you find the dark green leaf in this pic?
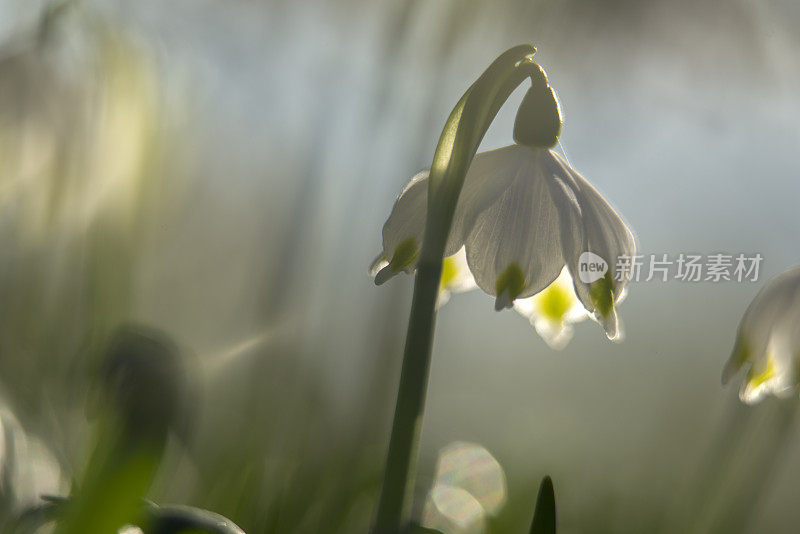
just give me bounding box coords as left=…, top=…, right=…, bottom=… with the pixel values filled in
left=144, top=504, right=246, bottom=534
left=529, top=475, right=556, bottom=534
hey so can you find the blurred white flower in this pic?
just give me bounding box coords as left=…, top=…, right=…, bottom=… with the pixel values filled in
left=371, top=144, right=635, bottom=343
left=0, top=408, right=65, bottom=519
left=723, top=265, right=800, bottom=404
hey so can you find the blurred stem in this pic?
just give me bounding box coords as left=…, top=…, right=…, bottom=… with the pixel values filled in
left=681, top=399, right=798, bottom=534
left=373, top=44, right=541, bottom=532
left=708, top=401, right=798, bottom=534
left=672, top=392, right=753, bottom=534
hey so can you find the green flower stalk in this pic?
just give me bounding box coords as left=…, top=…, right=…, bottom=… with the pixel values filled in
left=373, top=44, right=553, bottom=532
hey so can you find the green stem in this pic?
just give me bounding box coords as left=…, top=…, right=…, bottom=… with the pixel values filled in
left=373, top=45, right=543, bottom=533
left=373, top=258, right=442, bottom=532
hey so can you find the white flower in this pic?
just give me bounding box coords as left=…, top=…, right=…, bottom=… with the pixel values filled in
left=0, top=407, right=66, bottom=517
left=723, top=266, right=800, bottom=404
left=371, top=144, right=636, bottom=344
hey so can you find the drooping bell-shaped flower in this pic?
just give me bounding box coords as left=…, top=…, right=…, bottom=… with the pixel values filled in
left=723, top=266, right=800, bottom=404
left=370, top=61, right=635, bottom=346
left=370, top=142, right=635, bottom=343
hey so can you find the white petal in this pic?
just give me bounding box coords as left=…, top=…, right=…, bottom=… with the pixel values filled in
left=544, top=151, right=636, bottom=338
left=532, top=319, right=575, bottom=350
left=378, top=147, right=525, bottom=283
left=739, top=336, right=796, bottom=404
left=378, top=170, right=430, bottom=282
left=436, top=247, right=477, bottom=307
left=465, top=147, right=565, bottom=307
left=514, top=267, right=588, bottom=349
left=437, top=247, right=477, bottom=308
left=725, top=266, right=800, bottom=402
left=368, top=253, right=389, bottom=281
left=441, top=247, right=477, bottom=293
left=448, top=145, right=537, bottom=253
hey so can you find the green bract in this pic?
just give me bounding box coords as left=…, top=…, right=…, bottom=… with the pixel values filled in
left=513, top=63, right=562, bottom=148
